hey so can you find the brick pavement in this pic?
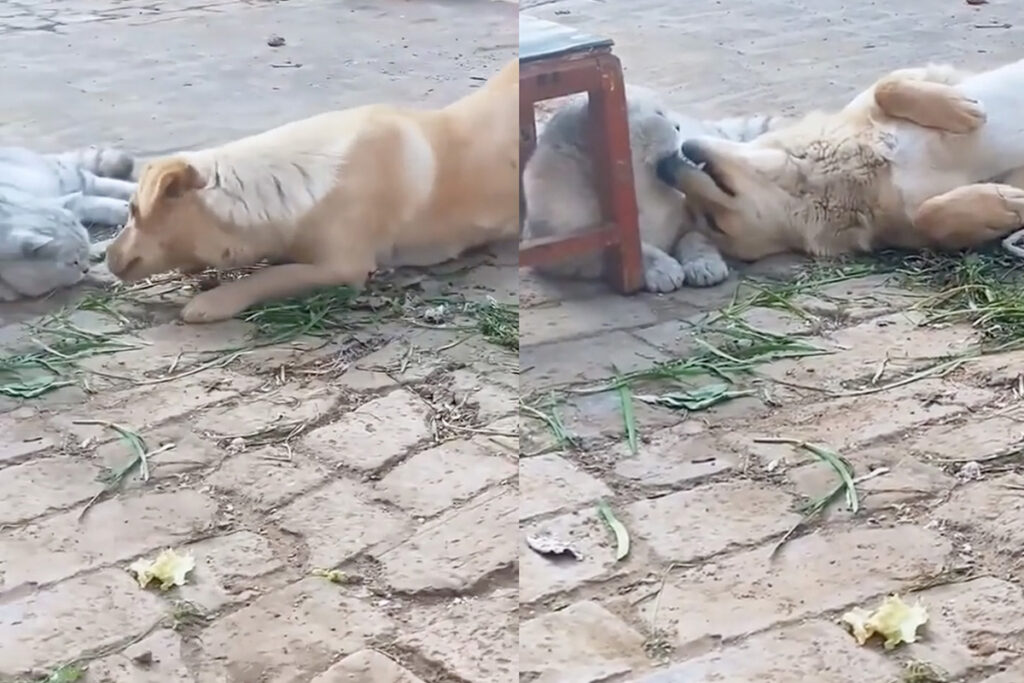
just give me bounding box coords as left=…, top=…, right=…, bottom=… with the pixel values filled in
left=0, top=1, right=516, bottom=682
left=4, top=0, right=1024, bottom=681
left=519, top=1, right=1024, bottom=681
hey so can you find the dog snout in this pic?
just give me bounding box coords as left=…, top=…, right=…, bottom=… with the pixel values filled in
left=680, top=139, right=710, bottom=167
left=105, top=248, right=136, bottom=279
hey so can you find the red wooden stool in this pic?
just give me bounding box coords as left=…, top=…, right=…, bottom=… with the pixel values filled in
left=518, top=15, right=644, bottom=294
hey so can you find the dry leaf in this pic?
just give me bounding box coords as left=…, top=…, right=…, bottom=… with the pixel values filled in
left=312, top=568, right=350, bottom=584
left=128, top=548, right=196, bottom=590
left=841, top=594, right=928, bottom=649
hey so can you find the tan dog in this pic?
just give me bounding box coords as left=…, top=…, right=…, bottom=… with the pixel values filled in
left=106, top=60, right=518, bottom=323
left=655, top=59, right=1024, bottom=261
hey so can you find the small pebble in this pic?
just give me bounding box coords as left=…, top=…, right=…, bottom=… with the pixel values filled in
left=957, top=461, right=983, bottom=481
left=267, top=34, right=286, bottom=47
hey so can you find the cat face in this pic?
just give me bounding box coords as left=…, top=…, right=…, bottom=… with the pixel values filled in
left=624, top=90, right=685, bottom=167
left=0, top=200, right=91, bottom=298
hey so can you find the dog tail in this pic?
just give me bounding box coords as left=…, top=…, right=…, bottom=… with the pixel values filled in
left=59, top=146, right=135, bottom=180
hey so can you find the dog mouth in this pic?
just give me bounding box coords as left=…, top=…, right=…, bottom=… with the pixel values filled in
left=679, top=142, right=736, bottom=198
left=704, top=212, right=725, bottom=235
left=109, top=255, right=144, bottom=282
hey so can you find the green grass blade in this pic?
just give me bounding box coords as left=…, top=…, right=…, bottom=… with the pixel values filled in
left=618, top=381, right=638, bottom=455
left=597, top=500, right=630, bottom=561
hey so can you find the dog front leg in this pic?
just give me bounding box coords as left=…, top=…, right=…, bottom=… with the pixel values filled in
left=873, top=77, right=986, bottom=134
left=912, top=183, right=1024, bottom=249
left=180, top=261, right=373, bottom=324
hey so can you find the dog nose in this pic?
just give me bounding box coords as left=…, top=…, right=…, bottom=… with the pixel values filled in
left=680, top=139, right=710, bottom=167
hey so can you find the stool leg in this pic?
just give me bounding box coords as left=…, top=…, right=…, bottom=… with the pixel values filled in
left=519, top=95, right=537, bottom=237
left=589, top=53, right=644, bottom=294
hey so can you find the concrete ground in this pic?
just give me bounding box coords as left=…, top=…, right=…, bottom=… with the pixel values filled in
left=0, top=1, right=516, bottom=682
left=519, top=1, right=1024, bottom=682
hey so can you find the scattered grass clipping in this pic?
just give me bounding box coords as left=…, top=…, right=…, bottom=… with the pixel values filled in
left=887, top=248, right=1024, bottom=349
left=580, top=320, right=830, bottom=395
left=469, top=299, right=518, bottom=350
left=74, top=420, right=173, bottom=520
left=36, top=665, right=85, bottom=683
left=0, top=308, right=140, bottom=399
left=635, top=383, right=755, bottom=411
left=618, top=381, right=639, bottom=455
left=597, top=500, right=630, bottom=561
left=520, top=397, right=580, bottom=451
left=756, top=438, right=859, bottom=557
left=239, top=281, right=518, bottom=350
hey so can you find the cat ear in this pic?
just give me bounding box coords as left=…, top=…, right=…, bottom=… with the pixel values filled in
left=17, top=230, right=56, bottom=258
left=135, top=158, right=203, bottom=220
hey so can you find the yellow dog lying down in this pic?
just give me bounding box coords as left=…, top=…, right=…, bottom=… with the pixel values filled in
left=106, top=60, right=518, bottom=323
left=656, top=58, right=1024, bottom=261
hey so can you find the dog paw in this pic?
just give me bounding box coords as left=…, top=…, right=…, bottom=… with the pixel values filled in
left=945, top=95, right=987, bottom=134
left=642, top=247, right=687, bottom=293
left=181, top=290, right=242, bottom=324
left=680, top=251, right=730, bottom=287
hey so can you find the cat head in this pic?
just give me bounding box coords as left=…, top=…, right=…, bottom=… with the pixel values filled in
left=622, top=86, right=686, bottom=167
left=0, top=200, right=91, bottom=298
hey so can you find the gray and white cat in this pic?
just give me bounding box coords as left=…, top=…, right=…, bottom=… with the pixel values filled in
left=0, top=146, right=137, bottom=301
left=523, top=86, right=781, bottom=293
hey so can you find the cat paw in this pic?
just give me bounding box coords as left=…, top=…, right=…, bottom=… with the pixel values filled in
left=643, top=248, right=687, bottom=293
left=680, top=250, right=730, bottom=287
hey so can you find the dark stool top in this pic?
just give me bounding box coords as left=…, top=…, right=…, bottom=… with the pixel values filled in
left=519, top=14, right=614, bottom=64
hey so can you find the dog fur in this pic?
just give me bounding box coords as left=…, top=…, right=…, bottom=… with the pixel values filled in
left=105, top=60, right=518, bottom=323
left=522, top=86, right=779, bottom=292
left=0, top=146, right=136, bottom=301
left=656, top=60, right=1024, bottom=261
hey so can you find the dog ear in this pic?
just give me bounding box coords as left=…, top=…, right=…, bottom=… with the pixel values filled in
left=135, top=158, right=202, bottom=220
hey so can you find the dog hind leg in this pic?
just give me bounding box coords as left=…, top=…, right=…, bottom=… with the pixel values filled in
left=873, top=76, right=986, bottom=134
left=912, top=183, right=1024, bottom=249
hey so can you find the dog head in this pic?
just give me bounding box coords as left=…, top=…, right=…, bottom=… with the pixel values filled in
left=655, top=134, right=803, bottom=260
left=106, top=157, right=232, bottom=281
left=655, top=116, right=886, bottom=260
